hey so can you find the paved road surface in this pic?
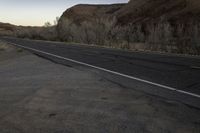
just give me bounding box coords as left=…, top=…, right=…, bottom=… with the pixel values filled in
left=1, top=37, right=200, bottom=107
left=0, top=41, right=200, bottom=133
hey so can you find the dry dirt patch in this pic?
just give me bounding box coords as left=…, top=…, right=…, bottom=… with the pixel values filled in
left=0, top=41, right=11, bottom=51
left=0, top=41, right=25, bottom=62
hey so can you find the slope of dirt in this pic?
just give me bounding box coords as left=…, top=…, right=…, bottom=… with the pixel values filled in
left=0, top=22, right=16, bottom=31
left=117, top=0, right=200, bottom=24
left=0, top=23, right=17, bottom=36
left=0, top=41, right=25, bottom=62
left=58, top=0, right=200, bottom=26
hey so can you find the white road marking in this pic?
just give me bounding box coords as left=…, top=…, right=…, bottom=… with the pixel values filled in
left=6, top=41, right=200, bottom=99
left=191, top=66, right=200, bottom=69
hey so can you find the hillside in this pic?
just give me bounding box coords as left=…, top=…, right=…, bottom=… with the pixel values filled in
left=1, top=0, right=200, bottom=54
left=58, top=3, right=125, bottom=25
left=0, top=22, right=57, bottom=40
left=57, top=0, right=200, bottom=54
left=0, top=22, right=16, bottom=31
left=0, top=22, right=17, bottom=36
left=58, top=0, right=200, bottom=26
left=116, top=0, right=200, bottom=25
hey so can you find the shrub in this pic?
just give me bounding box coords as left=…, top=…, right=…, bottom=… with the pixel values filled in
left=15, top=16, right=200, bottom=55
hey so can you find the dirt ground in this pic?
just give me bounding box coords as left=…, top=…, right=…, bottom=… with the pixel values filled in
left=0, top=41, right=200, bottom=133
left=0, top=40, right=25, bottom=61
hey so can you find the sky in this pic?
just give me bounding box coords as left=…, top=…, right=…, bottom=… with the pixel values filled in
left=0, top=0, right=128, bottom=26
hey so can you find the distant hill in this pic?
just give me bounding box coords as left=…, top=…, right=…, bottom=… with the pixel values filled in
left=0, top=22, right=16, bottom=31
left=2, top=0, right=200, bottom=36
left=0, top=22, right=17, bottom=36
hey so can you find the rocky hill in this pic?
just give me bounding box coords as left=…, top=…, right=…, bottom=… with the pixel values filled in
left=58, top=3, right=125, bottom=25
left=57, top=0, right=200, bottom=54
left=58, top=0, right=200, bottom=26
left=1, top=0, right=200, bottom=54
left=116, top=0, right=200, bottom=25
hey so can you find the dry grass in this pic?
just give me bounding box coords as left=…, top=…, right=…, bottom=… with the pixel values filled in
left=0, top=41, right=9, bottom=51
left=0, top=43, right=24, bottom=55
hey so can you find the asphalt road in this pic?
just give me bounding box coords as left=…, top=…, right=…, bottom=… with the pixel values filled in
left=1, top=41, right=200, bottom=133
left=1, top=37, right=200, bottom=100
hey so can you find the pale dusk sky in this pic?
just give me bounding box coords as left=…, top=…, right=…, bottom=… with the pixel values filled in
left=0, top=0, right=128, bottom=26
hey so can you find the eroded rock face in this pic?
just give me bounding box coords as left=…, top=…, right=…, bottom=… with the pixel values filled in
left=117, top=0, right=200, bottom=25
left=58, top=4, right=125, bottom=25
left=57, top=3, right=125, bottom=36
left=58, top=0, right=200, bottom=27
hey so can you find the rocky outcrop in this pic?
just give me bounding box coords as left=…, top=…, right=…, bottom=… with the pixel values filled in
left=58, top=4, right=125, bottom=26
left=116, top=0, right=200, bottom=25
left=58, top=0, right=200, bottom=27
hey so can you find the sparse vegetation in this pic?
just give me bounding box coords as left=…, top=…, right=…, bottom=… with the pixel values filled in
left=5, top=1, right=197, bottom=55
left=0, top=42, right=9, bottom=51
left=13, top=17, right=200, bottom=55
left=12, top=17, right=200, bottom=55
left=17, top=48, right=23, bottom=53
left=44, top=22, right=52, bottom=27
left=57, top=17, right=200, bottom=55
left=15, top=26, right=57, bottom=41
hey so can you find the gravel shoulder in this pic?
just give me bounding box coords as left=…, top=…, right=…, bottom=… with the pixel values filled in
left=0, top=42, right=200, bottom=133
